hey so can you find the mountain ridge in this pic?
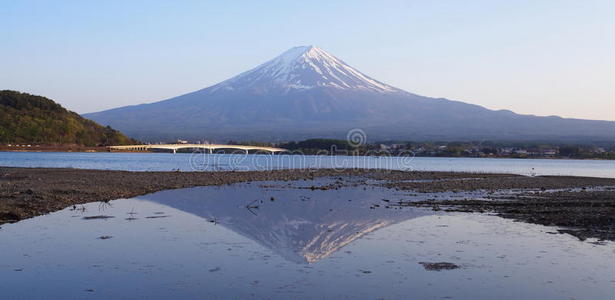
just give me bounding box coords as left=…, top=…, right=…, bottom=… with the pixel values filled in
left=84, top=46, right=615, bottom=142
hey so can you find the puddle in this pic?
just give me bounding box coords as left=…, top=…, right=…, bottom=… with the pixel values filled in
left=1, top=179, right=614, bottom=299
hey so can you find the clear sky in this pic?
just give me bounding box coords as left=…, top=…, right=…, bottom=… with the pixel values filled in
left=1, top=0, right=614, bottom=120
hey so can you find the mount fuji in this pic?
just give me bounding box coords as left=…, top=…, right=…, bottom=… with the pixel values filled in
left=84, top=46, right=615, bottom=142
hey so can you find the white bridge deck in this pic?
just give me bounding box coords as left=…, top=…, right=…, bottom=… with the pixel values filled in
left=109, top=144, right=287, bottom=154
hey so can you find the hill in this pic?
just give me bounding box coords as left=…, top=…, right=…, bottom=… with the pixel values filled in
left=84, top=46, right=615, bottom=143
left=0, top=90, right=136, bottom=146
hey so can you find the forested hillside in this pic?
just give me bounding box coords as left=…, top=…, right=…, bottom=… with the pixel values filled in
left=0, top=90, right=136, bottom=146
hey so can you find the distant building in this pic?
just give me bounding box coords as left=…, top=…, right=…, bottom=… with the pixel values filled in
left=541, top=149, right=558, bottom=156
left=500, top=147, right=514, bottom=155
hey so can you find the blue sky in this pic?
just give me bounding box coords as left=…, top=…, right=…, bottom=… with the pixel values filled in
left=1, top=0, right=614, bottom=120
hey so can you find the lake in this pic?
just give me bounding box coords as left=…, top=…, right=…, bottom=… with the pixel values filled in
left=2, top=178, right=614, bottom=299
left=2, top=151, right=615, bottom=178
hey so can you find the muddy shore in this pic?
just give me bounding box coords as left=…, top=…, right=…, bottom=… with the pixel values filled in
left=2, top=167, right=615, bottom=241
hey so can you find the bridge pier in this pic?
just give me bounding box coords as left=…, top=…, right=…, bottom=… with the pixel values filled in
left=172, top=149, right=176, bottom=154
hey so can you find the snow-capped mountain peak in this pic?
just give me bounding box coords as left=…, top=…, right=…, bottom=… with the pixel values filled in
left=211, top=45, right=398, bottom=93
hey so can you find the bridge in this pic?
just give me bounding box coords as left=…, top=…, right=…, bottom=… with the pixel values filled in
left=108, top=144, right=287, bottom=154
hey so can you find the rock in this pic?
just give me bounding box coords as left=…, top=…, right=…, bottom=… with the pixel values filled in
left=419, top=262, right=460, bottom=271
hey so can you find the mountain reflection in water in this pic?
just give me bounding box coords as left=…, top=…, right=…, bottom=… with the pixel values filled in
left=141, top=179, right=433, bottom=263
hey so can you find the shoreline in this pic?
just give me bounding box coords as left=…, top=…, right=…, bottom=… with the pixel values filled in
left=0, top=147, right=145, bottom=153
left=1, top=167, right=615, bottom=241
left=3, top=149, right=615, bottom=161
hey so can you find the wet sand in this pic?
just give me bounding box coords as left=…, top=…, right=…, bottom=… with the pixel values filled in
left=1, top=167, right=615, bottom=241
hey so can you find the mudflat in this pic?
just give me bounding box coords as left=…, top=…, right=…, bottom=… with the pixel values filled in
left=1, top=167, right=615, bottom=241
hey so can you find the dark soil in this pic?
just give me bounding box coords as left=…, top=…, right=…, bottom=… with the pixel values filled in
left=377, top=172, right=615, bottom=193
left=393, top=189, right=615, bottom=241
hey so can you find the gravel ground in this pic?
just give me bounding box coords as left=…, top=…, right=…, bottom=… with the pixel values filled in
left=2, top=167, right=615, bottom=241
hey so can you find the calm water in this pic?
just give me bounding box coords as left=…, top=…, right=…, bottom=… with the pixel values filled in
left=2, top=151, right=615, bottom=177
left=1, top=178, right=614, bottom=299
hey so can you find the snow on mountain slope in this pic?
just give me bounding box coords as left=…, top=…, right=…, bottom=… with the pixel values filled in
left=208, top=46, right=399, bottom=93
